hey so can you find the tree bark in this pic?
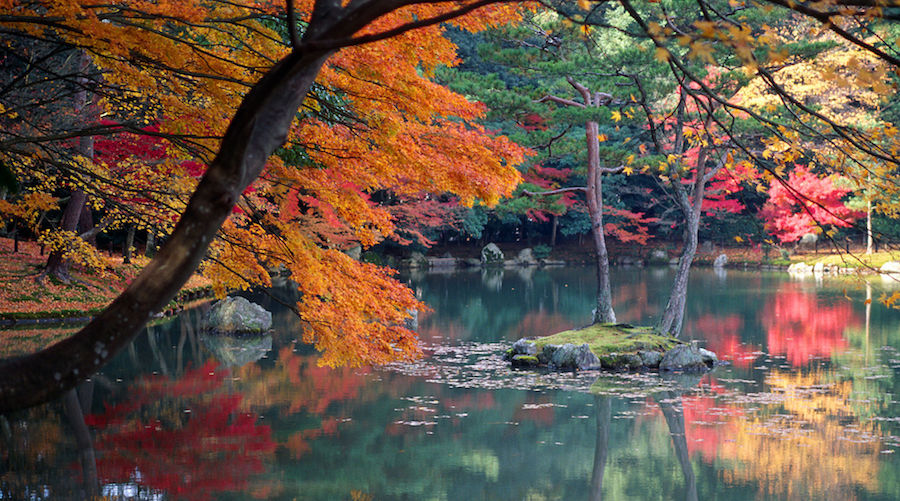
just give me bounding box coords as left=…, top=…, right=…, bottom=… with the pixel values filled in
left=123, top=224, right=135, bottom=264
left=43, top=188, right=87, bottom=282
left=586, top=119, right=616, bottom=324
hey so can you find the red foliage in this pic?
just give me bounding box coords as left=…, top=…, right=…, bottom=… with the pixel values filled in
left=759, top=165, right=862, bottom=243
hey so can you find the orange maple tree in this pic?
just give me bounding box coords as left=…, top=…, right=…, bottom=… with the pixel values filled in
left=0, top=0, right=528, bottom=383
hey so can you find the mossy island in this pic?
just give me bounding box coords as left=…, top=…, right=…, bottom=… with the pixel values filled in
left=504, top=323, right=718, bottom=372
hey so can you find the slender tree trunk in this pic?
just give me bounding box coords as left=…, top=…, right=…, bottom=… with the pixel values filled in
left=586, top=120, right=616, bottom=324
left=44, top=189, right=88, bottom=282
left=145, top=229, right=156, bottom=257
left=657, top=210, right=700, bottom=336
left=590, top=395, right=611, bottom=501
left=124, top=224, right=135, bottom=264
left=867, top=197, right=873, bottom=255
left=550, top=214, right=558, bottom=247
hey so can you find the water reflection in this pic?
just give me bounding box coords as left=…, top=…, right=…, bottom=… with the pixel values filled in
left=3, top=268, right=900, bottom=500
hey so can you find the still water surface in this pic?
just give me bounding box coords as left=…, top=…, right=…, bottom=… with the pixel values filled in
left=3, top=266, right=900, bottom=500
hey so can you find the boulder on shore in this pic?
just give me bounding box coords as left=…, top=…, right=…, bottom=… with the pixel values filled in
left=481, top=243, right=504, bottom=266
left=205, top=296, right=272, bottom=334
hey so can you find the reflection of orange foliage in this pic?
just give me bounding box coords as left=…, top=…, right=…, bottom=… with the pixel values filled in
left=721, top=370, right=881, bottom=500
left=689, top=314, right=759, bottom=368
left=762, top=285, right=858, bottom=366
left=236, top=346, right=371, bottom=416
left=506, top=311, right=574, bottom=339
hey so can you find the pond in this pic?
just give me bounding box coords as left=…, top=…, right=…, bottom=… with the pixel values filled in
left=3, top=266, right=900, bottom=500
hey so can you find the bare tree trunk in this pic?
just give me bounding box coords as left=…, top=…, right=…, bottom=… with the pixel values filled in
left=586, top=119, right=615, bottom=324
left=145, top=229, right=156, bottom=258
left=550, top=214, right=558, bottom=247
left=124, top=224, right=135, bottom=264
left=43, top=189, right=87, bottom=282
left=657, top=208, right=700, bottom=336
left=866, top=197, right=873, bottom=255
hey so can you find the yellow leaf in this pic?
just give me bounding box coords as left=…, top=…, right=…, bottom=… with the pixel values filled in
left=610, top=110, right=622, bottom=122
left=623, top=166, right=634, bottom=175
left=654, top=47, right=670, bottom=63
left=597, top=133, right=608, bottom=142
left=734, top=236, right=743, bottom=243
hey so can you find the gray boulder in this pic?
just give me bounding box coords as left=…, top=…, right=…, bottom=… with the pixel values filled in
left=205, top=297, right=272, bottom=333
left=344, top=245, right=362, bottom=261
left=512, top=338, right=538, bottom=356
left=698, top=347, right=718, bottom=366
left=638, top=350, right=663, bottom=368
left=511, top=354, right=540, bottom=368
left=659, top=345, right=713, bottom=372
left=481, top=243, right=504, bottom=265
left=713, top=253, right=728, bottom=268
left=550, top=343, right=578, bottom=368
left=574, top=344, right=601, bottom=370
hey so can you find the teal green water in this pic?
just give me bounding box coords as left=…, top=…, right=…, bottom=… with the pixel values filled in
left=3, top=266, right=900, bottom=500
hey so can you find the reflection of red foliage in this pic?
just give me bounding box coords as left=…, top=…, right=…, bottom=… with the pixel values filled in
left=681, top=380, right=742, bottom=461
left=86, top=361, right=275, bottom=501
left=762, top=285, right=857, bottom=366
left=689, top=314, right=759, bottom=368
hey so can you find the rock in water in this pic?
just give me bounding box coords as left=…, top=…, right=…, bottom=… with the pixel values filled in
left=205, top=296, right=272, bottom=333
left=659, top=345, right=713, bottom=372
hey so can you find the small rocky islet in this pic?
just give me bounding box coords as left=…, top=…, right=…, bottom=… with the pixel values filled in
left=504, top=323, right=718, bottom=372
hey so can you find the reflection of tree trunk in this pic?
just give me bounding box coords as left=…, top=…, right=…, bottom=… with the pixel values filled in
left=177, top=325, right=188, bottom=375
left=63, top=388, right=99, bottom=498
left=590, top=396, right=611, bottom=501
left=550, top=214, right=558, bottom=247
left=146, top=325, right=169, bottom=376
left=656, top=392, right=698, bottom=501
